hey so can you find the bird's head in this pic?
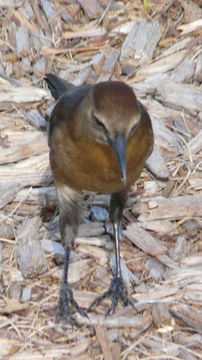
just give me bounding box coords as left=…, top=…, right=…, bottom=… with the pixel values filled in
left=82, top=81, right=141, bottom=184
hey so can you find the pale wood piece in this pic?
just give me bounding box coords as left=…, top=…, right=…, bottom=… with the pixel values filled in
left=14, top=186, right=56, bottom=206
left=63, top=27, right=106, bottom=39
left=138, top=215, right=173, bottom=233
left=41, top=239, right=64, bottom=256
left=171, top=303, right=202, bottom=334
left=0, top=183, right=24, bottom=209
left=195, top=54, right=202, bottom=82
left=97, top=48, right=119, bottom=82
left=76, top=236, right=113, bottom=249
left=0, top=154, right=51, bottom=207
left=77, top=244, right=109, bottom=266
left=177, top=19, right=202, bottom=35
left=155, top=80, right=202, bottom=115
left=78, top=223, right=105, bottom=237
left=75, top=311, right=152, bottom=329
left=0, top=153, right=51, bottom=185
left=52, top=259, right=92, bottom=284
left=123, top=223, right=167, bottom=257
left=72, top=66, right=92, bottom=86
left=148, top=195, right=202, bottom=220
left=132, top=50, right=186, bottom=82
left=77, top=0, right=102, bottom=19
left=162, top=37, right=192, bottom=57
left=26, top=109, right=47, bottom=130
left=92, top=53, right=105, bottom=74
left=146, top=145, right=169, bottom=179
left=145, top=258, right=166, bottom=281
left=0, top=131, right=48, bottom=164
left=170, top=57, right=195, bottom=83
left=120, top=21, right=161, bottom=65
left=124, top=224, right=178, bottom=269
left=16, top=217, right=48, bottom=278
left=187, top=129, right=202, bottom=155
left=95, top=326, right=114, bottom=360
left=16, top=24, right=30, bottom=55
left=140, top=337, right=179, bottom=356
left=0, top=77, right=50, bottom=103
left=152, top=302, right=172, bottom=328
left=46, top=223, right=106, bottom=243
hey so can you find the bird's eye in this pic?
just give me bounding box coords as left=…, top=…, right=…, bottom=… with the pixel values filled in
left=92, top=114, right=107, bottom=133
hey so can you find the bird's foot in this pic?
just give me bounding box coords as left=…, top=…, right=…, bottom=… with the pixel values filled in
left=55, top=282, right=87, bottom=325
left=89, top=276, right=135, bottom=316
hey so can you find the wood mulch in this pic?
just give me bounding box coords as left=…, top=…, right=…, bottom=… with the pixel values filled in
left=0, top=0, right=202, bottom=359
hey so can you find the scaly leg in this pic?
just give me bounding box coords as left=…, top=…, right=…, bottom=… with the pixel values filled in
left=55, top=184, right=87, bottom=324
left=89, top=191, right=134, bottom=316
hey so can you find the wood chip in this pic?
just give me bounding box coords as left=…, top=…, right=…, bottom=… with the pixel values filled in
left=26, top=109, right=47, bottom=130
left=78, top=244, right=109, bottom=266
left=123, top=223, right=167, bottom=257
left=97, top=48, right=119, bottom=82
left=187, top=129, right=202, bottom=155
left=146, top=145, right=169, bottom=179
left=16, top=217, right=48, bottom=278
left=77, top=0, right=102, bottom=19
left=95, top=326, right=114, bottom=360
left=16, top=24, right=30, bottom=55
left=0, top=153, right=51, bottom=186
left=152, top=302, right=172, bottom=328
left=0, top=131, right=48, bottom=164
left=75, top=311, right=152, bottom=329
left=92, top=52, right=105, bottom=74
left=53, top=259, right=92, bottom=284
left=170, top=57, right=195, bottom=83
left=171, top=303, right=202, bottom=334
left=177, top=19, right=202, bottom=35
left=0, top=182, right=24, bottom=209
left=120, top=21, right=161, bottom=65
left=155, top=80, right=202, bottom=115
left=0, top=77, right=50, bottom=103
left=194, top=53, right=202, bottom=82
left=63, top=27, right=106, bottom=39
left=148, top=195, right=202, bottom=220
left=0, top=295, right=29, bottom=314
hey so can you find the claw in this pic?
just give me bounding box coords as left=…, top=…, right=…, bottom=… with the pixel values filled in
left=89, top=276, right=135, bottom=316
left=56, top=282, right=87, bottom=325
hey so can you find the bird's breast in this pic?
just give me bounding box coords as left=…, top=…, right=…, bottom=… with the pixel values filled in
left=50, top=120, right=153, bottom=193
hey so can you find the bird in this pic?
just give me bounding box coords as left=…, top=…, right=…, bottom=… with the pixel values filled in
left=44, top=73, right=154, bottom=323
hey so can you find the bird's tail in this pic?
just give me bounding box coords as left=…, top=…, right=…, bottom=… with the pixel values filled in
left=44, top=73, right=76, bottom=100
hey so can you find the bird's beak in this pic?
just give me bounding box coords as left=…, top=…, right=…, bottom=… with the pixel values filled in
left=110, top=134, right=127, bottom=184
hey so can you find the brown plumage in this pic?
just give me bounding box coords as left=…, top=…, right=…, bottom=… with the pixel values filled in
left=45, top=73, right=154, bottom=323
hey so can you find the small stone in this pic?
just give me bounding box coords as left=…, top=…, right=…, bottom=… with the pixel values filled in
left=41, top=239, right=65, bottom=256
left=91, top=206, right=109, bottom=222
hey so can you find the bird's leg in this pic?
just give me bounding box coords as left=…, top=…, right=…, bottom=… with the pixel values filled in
left=89, top=191, right=134, bottom=316
left=55, top=184, right=87, bottom=324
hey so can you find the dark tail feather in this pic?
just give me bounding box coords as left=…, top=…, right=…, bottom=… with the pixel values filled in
left=44, top=73, right=75, bottom=100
